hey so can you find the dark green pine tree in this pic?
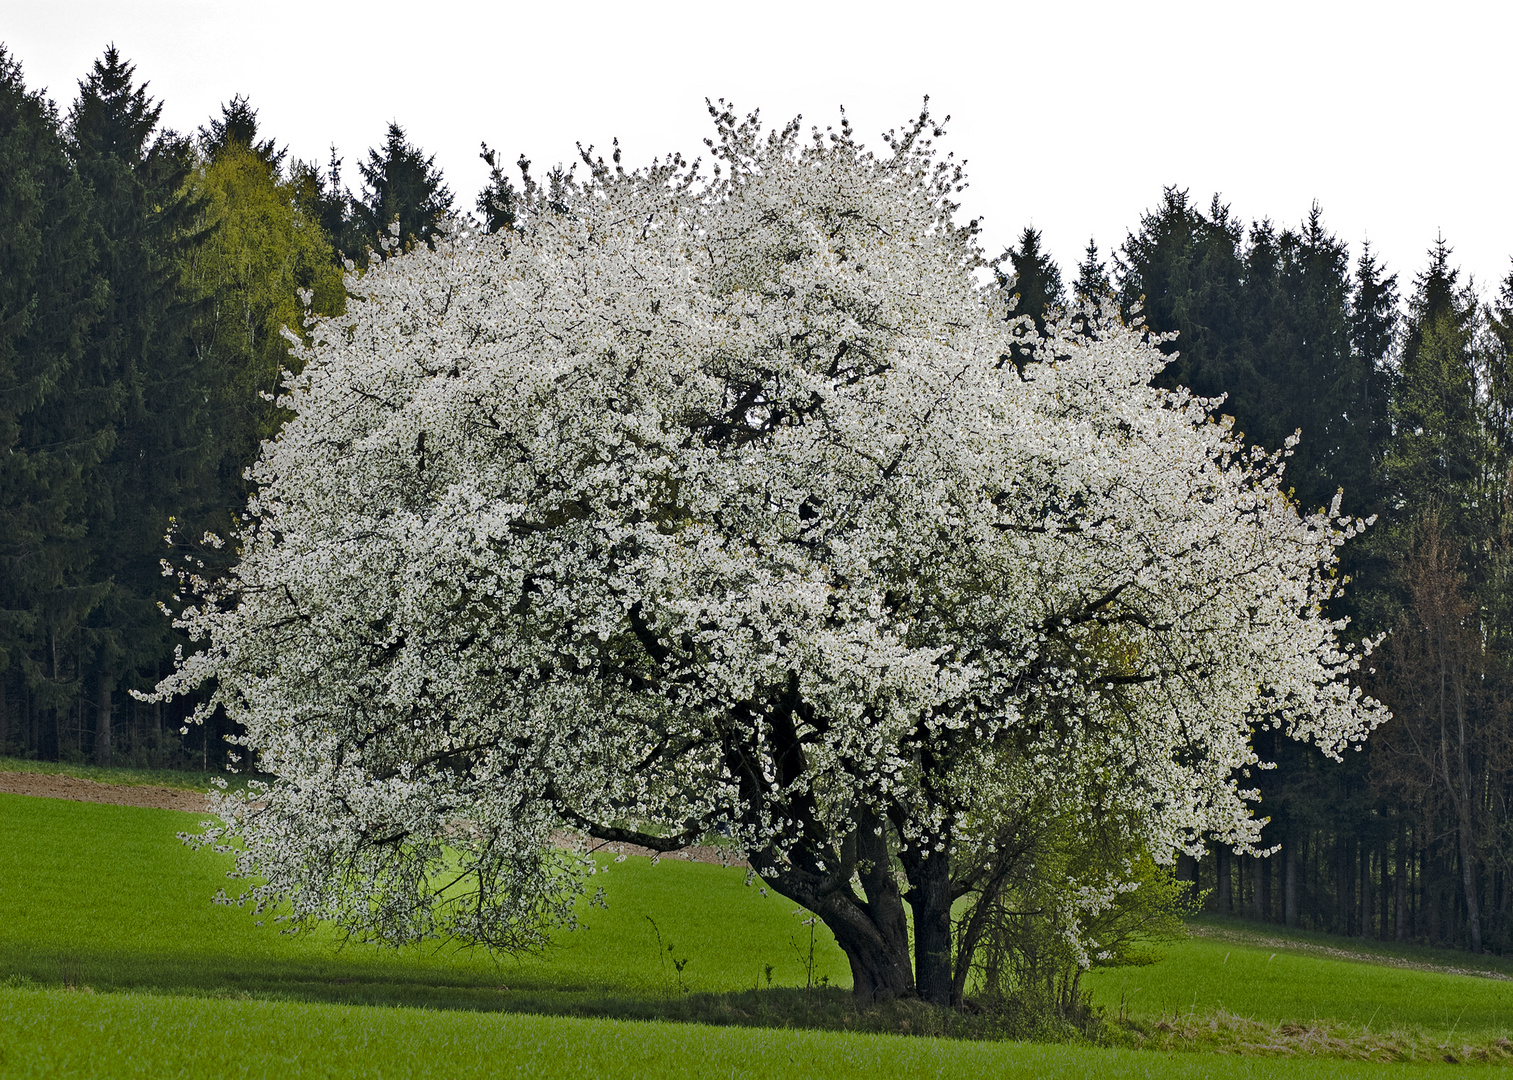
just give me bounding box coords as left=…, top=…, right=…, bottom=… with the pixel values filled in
left=351, top=122, right=454, bottom=261
left=0, top=48, right=107, bottom=752
left=1341, top=243, right=1398, bottom=509
left=1386, top=237, right=1482, bottom=523
left=999, top=226, right=1064, bottom=330
left=1485, top=263, right=1513, bottom=477
left=476, top=143, right=518, bottom=235
left=1072, top=238, right=1111, bottom=305
left=1117, top=189, right=1249, bottom=407
left=997, top=226, right=1064, bottom=368
left=1263, top=208, right=1362, bottom=516
left=1313, top=240, right=1401, bottom=639
left=290, top=146, right=357, bottom=266
left=198, top=94, right=283, bottom=168
left=65, top=47, right=214, bottom=764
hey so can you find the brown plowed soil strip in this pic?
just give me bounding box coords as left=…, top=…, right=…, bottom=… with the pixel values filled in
left=0, top=773, right=747, bottom=867
left=0, top=771, right=210, bottom=813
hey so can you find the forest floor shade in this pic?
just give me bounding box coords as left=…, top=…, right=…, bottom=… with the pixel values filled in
left=6, top=790, right=1513, bottom=1071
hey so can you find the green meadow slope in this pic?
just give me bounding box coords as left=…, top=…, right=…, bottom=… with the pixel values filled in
left=0, top=988, right=1449, bottom=1079
left=4, top=789, right=1513, bottom=1074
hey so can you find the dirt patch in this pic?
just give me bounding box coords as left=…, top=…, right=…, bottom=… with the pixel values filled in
left=577, top=836, right=749, bottom=870
left=0, top=774, right=747, bottom=868
left=0, top=771, right=211, bottom=813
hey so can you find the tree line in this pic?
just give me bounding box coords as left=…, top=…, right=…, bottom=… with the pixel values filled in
left=0, top=46, right=490, bottom=769
left=4, top=45, right=1512, bottom=957
left=1002, top=193, right=1513, bottom=953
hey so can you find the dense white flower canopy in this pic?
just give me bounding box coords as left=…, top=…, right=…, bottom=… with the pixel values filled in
left=153, top=105, right=1385, bottom=957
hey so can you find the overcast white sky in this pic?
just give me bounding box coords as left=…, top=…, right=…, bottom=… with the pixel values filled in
left=4, top=0, right=1509, bottom=297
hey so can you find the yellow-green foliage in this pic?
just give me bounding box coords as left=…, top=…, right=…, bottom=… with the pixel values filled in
left=180, top=145, right=344, bottom=472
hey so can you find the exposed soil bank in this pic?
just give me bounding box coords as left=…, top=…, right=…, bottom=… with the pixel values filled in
left=0, top=771, right=209, bottom=812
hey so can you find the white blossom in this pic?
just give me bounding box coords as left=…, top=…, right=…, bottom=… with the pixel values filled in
left=149, top=104, right=1385, bottom=971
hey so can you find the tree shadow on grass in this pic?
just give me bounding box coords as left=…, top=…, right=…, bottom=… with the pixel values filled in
left=0, top=939, right=1012, bottom=1040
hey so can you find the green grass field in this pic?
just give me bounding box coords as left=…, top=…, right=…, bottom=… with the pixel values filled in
left=0, top=793, right=849, bottom=1005
left=1090, top=921, right=1513, bottom=1037
left=4, top=787, right=1513, bottom=1075
left=0, top=987, right=1456, bottom=1079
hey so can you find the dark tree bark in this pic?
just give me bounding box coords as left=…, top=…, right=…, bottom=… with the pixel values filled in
left=1359, top=844, right=1371, bottom=937
left=1284, top=836, right=1299, bottom=927
left=93, top=668, right=112, bottom=766
left=1260, top=853, right=1273, bottom=920
left=1396, top=828, right=1408, bottom=940
left=900, top=842, right=953, bottom=1007
left=1439, top=637, right=1483, bottom=953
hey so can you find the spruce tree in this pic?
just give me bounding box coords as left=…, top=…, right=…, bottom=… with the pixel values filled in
left=997, top=226, right=1063, bottom=368
left=290, top=147, right=357, bottom=266
left=1485, top=264, right=1513, bottom=476
left=1117, top=189, right=1248, bottom=406
left=1387, top=237, right=1481, bottom=520
left=198, top=94, right=283, bottom=169
left=65, top=46, right=211, bottom=763
left=1073, top=237, right=1110, bottom=304
left=476, top=143, right=518, bottom=234
left=351, top=122, right=453, bottom=260
left=0, top=48, right=106, bottom=753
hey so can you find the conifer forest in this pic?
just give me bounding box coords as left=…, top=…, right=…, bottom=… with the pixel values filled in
left=5, top=44, right=1513, bottom=961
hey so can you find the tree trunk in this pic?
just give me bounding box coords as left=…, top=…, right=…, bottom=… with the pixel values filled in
left=93, top=668, right=112, bottom=766
left=1260, top=853, right=1272, bottom=921
left=1337, top=837, right=1353, bottom=933
left=1396, top=828, right=1408, bottom=940
left=757, top=859, right=915, bottom=1003
left=1359, top=845, right=1371, bottom=937
left=1216, top=847, right=1232, bottom=913
left=852, top=807, right=914, bottom=1000
left=901, top=844, right=953, bottom=1007
left=751, top=808, right=916, bottom=1005
left=1284, top=837, right=1299, bottom=927
left=1177, top=852, right=1198, bottom=908
left=1440, top=649, right=1483, bottom=953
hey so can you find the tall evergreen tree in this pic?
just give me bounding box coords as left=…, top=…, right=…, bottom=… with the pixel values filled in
left=1346, top=243, right=1399, bottom=485
left=1117, top=189, right=1249, bottom=408
left=476, top=143, right=518, bottom=235
left=998, top=226, right=1064, bottom=330
left=1386, top=238, right=1481, bottom=521
left=996, top=226, right=1063, bottom=368
left=1484, top=264, right=1513, bottom=480
left=0, top=48, right=106, bottom=754
left=65, top=46, right=211, bottom=764
left=351, top=122, right=453, bottom=260
left=1269, top=208, right=1361, bottom=514
left=289, top=147, right=357, bottom=266
left=1073, top=237, right=1110, bottom=304
left=198, top=94, right=283, bottom=169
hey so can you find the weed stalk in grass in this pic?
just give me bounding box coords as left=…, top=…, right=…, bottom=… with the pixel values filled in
left=644, top=916, right=691, bottom=997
